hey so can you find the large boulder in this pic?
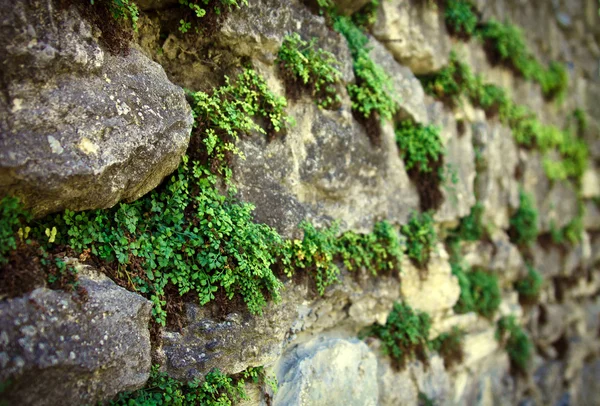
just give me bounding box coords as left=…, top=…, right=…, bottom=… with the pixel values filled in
left=0, top=0, right=193, bottom=217
left=0, top=267, right=153, bottom=406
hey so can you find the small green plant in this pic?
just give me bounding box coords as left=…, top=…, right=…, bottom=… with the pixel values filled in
left=279, top=220, right=403, bottom=295
left=277, top=33, right=343, bottom=109
left=333, top=16, right=398, bottom=121
left=452, top=263, right=501, bottom=318
left=430, top=327, right=465, bottom=370
left=395, top=122, right=444, bottom=174
left=444, top=0, right=478, bottom=38
left=496, top=315, right=532, bottom=372
left=509, top=190, right=538, bottom=246
left=550, top=207, right=584, bottom=246
left=368, top=302, right=432, bottom=369
left=111, top=365, right=251, bottom=405
left=451, top=202, right=485, bottom=242
left=43, top=157, right=285, bottom=325
left=418, top=392, right=435, bottom=406
left=515, top=265, right=543, bottom=305
left=351, top=0, right=380, bottom=29
left=178, top=0, right=249, bottom=33
left=401, top=211, right=437, bottom=268
left=187, top=68, right=293, bottom=179
left=0, top=196, right=29, bottom=264
left=419, top=51, right=475, bottom=106
left=478, top=19, right=567, bottom=100
left=90, top=0, right=140, bottom=31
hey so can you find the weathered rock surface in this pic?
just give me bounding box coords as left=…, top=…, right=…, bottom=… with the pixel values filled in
left=400, top=244, right=461, bottom=319
left=431, top=101, right=477, bottom=224
left=521, top=151, right=579, bottom=232
left=160, top=272, right=401, bottom=379
left=372, top=0, right=451, bottom=74
left=0, top=0, right=193, bottom=217
left=0, top=267, right=152, bottom=406
left=233, top=89, right=419, bottom=237
left=472, top=120, right=520, bottom=229
left=273, top=337, right=378, bottom=406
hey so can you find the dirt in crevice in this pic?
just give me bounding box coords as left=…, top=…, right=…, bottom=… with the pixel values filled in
left=407, top=158, right=445, bottom=212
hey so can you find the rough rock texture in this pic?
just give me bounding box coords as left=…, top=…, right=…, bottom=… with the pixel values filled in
left=0, top=267, right=152, bottom=406
left=400, top=244, right=460, bottom=319
left=0, top=0, right=599, bottom=404
left=372, top=0, right=451, bottom=74
left=0, top=0, right=193, bottom=216
left=233, top=93, right=420, bottom=237
left=471, top=120, right=520, bottom=230
left=160, top=272, right=402, bottom=379
left=273, top=337, right=379, bottom=406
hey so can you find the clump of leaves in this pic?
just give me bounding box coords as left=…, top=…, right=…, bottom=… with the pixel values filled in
left=496, top=315, right=532, bottom=372
left=111, top=365, right=256, bottom=405
left=178, top=0, right=248, bottom=33
left=452, top=262, right=501, bottom=318
left=431, top=327, right=465, bottom=370
left=395, top=122, right=444, bottom=174
left=277, top=33, right=343, bottom=109
left=451, top=202, right=486, bottom=242
left=333, top=16, right=398, bottom=122
left=509, top=190, right=538, bottom=246
left=187, top=68, right=293, bottom=178
left=279, top=220, right=403, bottom=295
left=478, top=19, right=568, bottom=101
left=351, top=0, right=380, bottom=29
left=368, top=302, right=432, bottom=370
left=0, top=197, right=29, bottom=264
left=401, top=211, right=437, bottom=269
left=418, top=392, right=435, bottom=406
left=42, top=157, right=284, bottom=325
left=515, top=265, right=543, bottom=305
left=444, top=0, right=478, bottom=38
left=90, top=0, right=140, bottom=31
left=550, top=207, right=584, bottom=246
left=419, top=51, right=475, bottom=106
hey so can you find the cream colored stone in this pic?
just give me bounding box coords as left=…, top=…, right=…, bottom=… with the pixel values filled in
left=400, top=244, right=460, bottom=315
left=463, top=329, right=499, bottom=367
left=582, top=166, right=600, bottom=198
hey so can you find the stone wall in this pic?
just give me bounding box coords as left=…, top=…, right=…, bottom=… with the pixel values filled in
left=0, top=0, right=599, bottom=405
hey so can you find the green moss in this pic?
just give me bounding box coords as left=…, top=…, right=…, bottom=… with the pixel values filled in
left=430, top=327, right=465, bottom=369
left=395, top=122, right=444, bottom=174
left=452, top=263, right=501, bottom=318
left=368, top=302, right=432, bottom=369
left=496, top=315, right=532, bottom=372
left=277, top=33, right=343, bottom=109
left=187, top=68, right=293, bottom=179
left=333, top=16, right=398, bottom=121
left=515, top=265, right=543, bottom=304
left=401, top=211, right=437, bottom=268
left=509, top=190, right=539, bottom=246
left=444, top=0, right=478, bottom=38
left=110, top=365, right=270, bottom=405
